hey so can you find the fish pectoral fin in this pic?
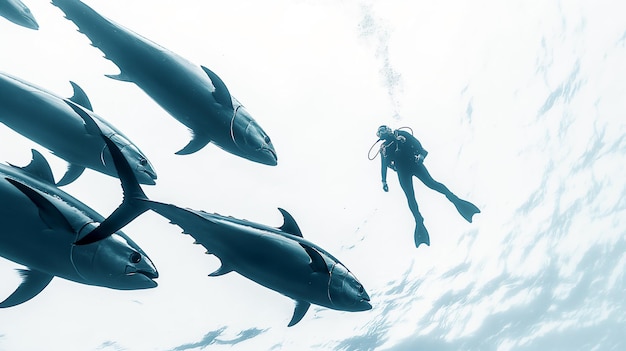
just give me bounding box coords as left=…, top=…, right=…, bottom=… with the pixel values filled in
left=56, top=163, right=85, bottom=186
left=105, top=72, right=133, bottom=83
left=288, top=300, right=311, bottom=327
left=201, top=65, right=234, bottom=110
left=63, top=100, right=100, bottom=136
left=5, top=178, right=74, bottom=233
left=0, top=269, right=54, bottom=308
left=208, top=261, right=233, bottom=277
left=8, top=149, right=56, bottom=185
left=299, top=243, right=329, bottom=274
left=68, top=81, right=93, bottom=111
left=175, top=133, right=211, bottom=155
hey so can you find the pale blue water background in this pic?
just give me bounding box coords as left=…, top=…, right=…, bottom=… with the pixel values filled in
left=0, top=1, right=624, bottom=350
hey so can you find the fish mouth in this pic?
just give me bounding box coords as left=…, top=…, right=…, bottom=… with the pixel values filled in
left=125, top=265, right=159, bottom=278
left=125, top=265, right=159, bottom=287
left=257, top=147, right=278, bottom=166
left=17, top=16, right=39, bottom=30
left=358, top=293, right=372, bottom=310
left=25, top=19, right=39, bottom=30
left=358, top=295, right=372, bottom=311
left=138, top=169, right=158, bottom=185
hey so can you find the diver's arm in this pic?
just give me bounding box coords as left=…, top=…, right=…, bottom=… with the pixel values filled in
left=381, top=154, right=389, bottom=192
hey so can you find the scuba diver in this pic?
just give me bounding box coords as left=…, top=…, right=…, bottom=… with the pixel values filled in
left=374, top=125, right=480, bottom=248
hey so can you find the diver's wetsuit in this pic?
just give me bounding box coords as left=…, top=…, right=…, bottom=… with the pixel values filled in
left=380, top=130, right=480, bottom=247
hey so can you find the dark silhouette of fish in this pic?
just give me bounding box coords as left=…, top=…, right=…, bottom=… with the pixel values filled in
left=0, top=0, right=38, bottom=30
left=0, top=72, right=157, bottom=186
left=140, top=203, right=372, bottom=326
left=0, top=148, right=158, bottom=308
left=77, top=116, right=371, bottom=327
left=51, top=0, right=278, bottom=166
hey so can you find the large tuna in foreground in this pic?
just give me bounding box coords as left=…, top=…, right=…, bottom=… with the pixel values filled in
left=51, top=0, right=278, bottom=166
left=0, top=148, right=158, bottom=308
left=78, top=124, right=370, bottom=327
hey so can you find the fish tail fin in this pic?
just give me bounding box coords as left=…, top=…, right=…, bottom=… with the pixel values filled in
left=74, top=134, right=149, bottom=245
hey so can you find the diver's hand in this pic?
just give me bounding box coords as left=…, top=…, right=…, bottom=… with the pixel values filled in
left=382, top=182, right=389, bottom=192
left=416, top=151, right=428, bottom=164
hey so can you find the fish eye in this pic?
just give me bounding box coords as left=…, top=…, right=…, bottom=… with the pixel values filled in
left=130, top=252, right=142, bottom=264
left=139, top=158, right=148, bottom=166
left=264, top=136, right=271, bottom=144
left=358, top=284, right=364, bottom=294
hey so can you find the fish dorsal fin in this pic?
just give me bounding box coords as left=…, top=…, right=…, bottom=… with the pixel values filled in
left=63, top=100, right=100, bottom=136
left=56, top=163, right=86, bottom=187
left=201, top=65, right=233, bottom=110
left=278, top=208, right=303, bottom=237
left=8, top=149, right=55, bottom=184
left=288, top=300, right=311, bottom=327
left=300, top=243, right=328, bottom=274
left=68, top=81, right=93, bottom=111
left=0, top=269, right=54, bottom=308
left=175, top=132, right=211, bottom=155
left=208, top=260, right=233, bottom=277
left=5, top=178, right=74, bottom=233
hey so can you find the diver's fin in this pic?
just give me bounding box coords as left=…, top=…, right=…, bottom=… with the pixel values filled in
left=201, top=65, right=233, bottom=110
left=63, top=100, right=100, bottom=136
left=68, top=81, right=93, bottom=111
left=414, top=221, right=430, bottom=248
left=175, top=133, right=211, bottom=155
left=105, top=72, right=133, bottom=82
left=56, top=163, right=85, bottom=187
left=6, top=178, right=74, bottom=233
left=208, top=261, right=233, bottom=277
left=8, top=149, right=55, bottom=185
left=288, top=300, right=310, bottom=327
left=0, top=269, right=54, bottom=308
left=277, top=208, right=303, bottom=237
left=448, top=195, right=481, bottom=223
left=75, top=134, right=149, bottom=245
left=300, top=243, right=328, bottom=274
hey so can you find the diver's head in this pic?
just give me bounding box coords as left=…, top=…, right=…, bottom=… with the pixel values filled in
left=71, top=223, right=158, bottom=290
left=376, top=125, right=393, bottom=139
left=228, top=102, right=277, bottom=166
left=101, top=134, right=157, bottom=185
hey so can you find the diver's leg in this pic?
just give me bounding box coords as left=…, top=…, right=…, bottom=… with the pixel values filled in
left=397, top=172, right=430, bottom=247
left=414, top=164, right=480, bottom=222
left=413, top=164, right=453, bottom=197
